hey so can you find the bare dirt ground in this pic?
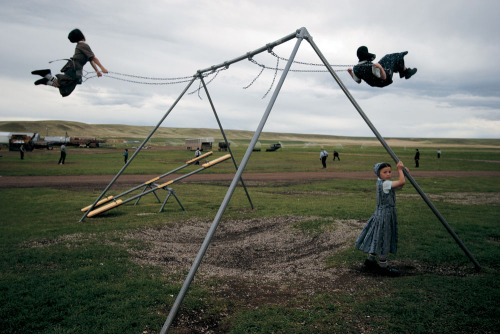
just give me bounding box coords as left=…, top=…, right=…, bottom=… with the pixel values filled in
left=1, top=170, right=499, bottom=190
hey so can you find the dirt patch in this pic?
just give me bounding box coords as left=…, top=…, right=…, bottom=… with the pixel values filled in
left=126, top=216, right=364, bottom=291
left=2, top=170, right=499, bottom=191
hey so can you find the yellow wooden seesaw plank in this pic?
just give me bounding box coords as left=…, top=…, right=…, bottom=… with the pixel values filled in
left=145, top=176, right=160, bottom=185
left=185, top=151, right=213, bottom=164
left=87, top=199, right=123, bottom=218
left=81, top=196, right=114, bottom=212
left=202, top=154, right=231, bottom=168
left=157, top=180, right=174, bottom=188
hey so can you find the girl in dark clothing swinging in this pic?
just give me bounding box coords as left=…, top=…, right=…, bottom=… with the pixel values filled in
left=31, top=29, right=108, bottom=97
left=347, top=46, right=417, bottom=88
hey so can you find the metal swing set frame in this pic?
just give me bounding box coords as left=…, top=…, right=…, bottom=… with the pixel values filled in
left=78, top=27, right=480, bottom=333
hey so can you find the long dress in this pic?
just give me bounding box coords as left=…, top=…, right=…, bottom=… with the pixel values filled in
left=56, top=42, right=95, bottom=97
left=355, top=179, right=398, bottom=256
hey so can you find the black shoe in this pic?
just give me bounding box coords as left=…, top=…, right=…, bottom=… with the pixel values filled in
left=31, top=69, right=51, bottom=77
left=34, top=78, right=48, bottom=85
left=377, top=266, right=400, bottom=277
left=405, top=68, right=417, bottom=79
left=363, top=258, right=380, bottom=272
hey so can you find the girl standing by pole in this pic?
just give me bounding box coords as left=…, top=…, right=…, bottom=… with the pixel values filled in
left=355, top=161, right=408, bottom=276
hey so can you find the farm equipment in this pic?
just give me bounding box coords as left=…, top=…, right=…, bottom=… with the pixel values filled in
left=266, top=143, right=282, bottom=152
left=9, top=133, right=39, bottom=151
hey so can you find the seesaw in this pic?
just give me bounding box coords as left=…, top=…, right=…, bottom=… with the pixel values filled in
left=82, top=153, right=230, bottom=217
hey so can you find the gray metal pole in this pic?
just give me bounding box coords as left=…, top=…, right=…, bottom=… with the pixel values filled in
left=305, top=36, right=481, bottom=271
left=199, top=75, right=254, bottom=209
left=160, top=28, right=307, bottom=334
left=79, top=77, right=197, bottom=222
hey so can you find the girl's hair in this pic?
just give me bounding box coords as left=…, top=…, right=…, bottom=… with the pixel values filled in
left=68, top=29, right=85, bottom=43
left=374, top=162, right=391, bottom=176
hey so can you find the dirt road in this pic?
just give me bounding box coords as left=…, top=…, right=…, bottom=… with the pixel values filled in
left=1, top=170, right=498, bottom=190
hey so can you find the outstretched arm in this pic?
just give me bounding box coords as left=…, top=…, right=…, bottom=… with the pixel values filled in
left=90, top=57, right=108, bottom=77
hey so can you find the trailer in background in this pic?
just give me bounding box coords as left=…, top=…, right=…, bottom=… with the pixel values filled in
left=185, top=137, right=214, bottom=151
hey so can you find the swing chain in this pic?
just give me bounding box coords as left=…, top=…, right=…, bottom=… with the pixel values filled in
left=83, top=70, right=194, bottom=85
left=106, top=71, right=193, bottom=81
left=270, top=51, right=355, bottom=69
left=188, top=67, right=228, bottom=98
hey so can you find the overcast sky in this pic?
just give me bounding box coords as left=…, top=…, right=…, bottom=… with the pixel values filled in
left=1, top=0, right=499, bottom=138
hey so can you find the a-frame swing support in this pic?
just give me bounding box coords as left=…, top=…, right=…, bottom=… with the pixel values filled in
left=160, top=27, right=480, bottom=333
left=78, top=78, right=254, bottom=221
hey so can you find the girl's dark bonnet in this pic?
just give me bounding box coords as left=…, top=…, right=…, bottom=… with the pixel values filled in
left=68, top=29, right=85, bottom=43
left=357, top=46, right=376, bottom=62
left=374, top=162, right=391, bottom=177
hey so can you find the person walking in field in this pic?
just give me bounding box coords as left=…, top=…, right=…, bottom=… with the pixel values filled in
left=19, top=144, right=25, bottom=160
left=194, top=148, right=201, bottom=165
left=320, top=149, right=328, bottom=168
left=355, top=161, right=408, bottom=276
left=333, top=150, right=340, bottom=161
left=123, top=149, right=129, bottom=164
left=58, top=144, right=67, bottom=165
left=414, top=149, right=420, bottom=168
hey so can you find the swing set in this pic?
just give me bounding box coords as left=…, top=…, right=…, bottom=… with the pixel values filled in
left=78, top=27, right=480, bottom=333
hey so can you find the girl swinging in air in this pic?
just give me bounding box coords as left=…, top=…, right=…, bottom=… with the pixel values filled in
left=355, top=161, right=408, bottom=276
left=31, top=29, right=108, bottom=97
left=347, top=46, right=417, bottom=88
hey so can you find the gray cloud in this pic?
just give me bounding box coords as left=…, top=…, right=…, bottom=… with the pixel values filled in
left=0, top=0, right=499, bottom=138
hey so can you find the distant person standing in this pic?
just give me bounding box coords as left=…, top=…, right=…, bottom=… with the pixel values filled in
left=124, top=149, right=129, bottom=164
left=320, top=149, right=328, bottom=168
left=333, top=150, right=340, bottom=161
left=58, top=144, right=67, bottom=165
left=437, top=149, right=441, bottom=159
left=194, top=148, right=201, bottom=165
left=414, top=149, right=420, bottom=168
left=19, top=144, right=25, bottom=160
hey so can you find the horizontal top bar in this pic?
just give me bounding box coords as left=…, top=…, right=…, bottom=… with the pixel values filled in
left=195, top=28, right=306, bottom=76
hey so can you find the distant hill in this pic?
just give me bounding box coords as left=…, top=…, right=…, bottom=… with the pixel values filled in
left=0, top=120, right=370, bottom=142
left=0, top=120, right=498, bottom=147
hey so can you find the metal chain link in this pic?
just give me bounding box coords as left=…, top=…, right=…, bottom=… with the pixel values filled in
left=188, top=67, right=228, bottom=99
left=261, top=55, right=279, bottom=99
left=81, top=49, right=367, bottom=98
left=270, top=50, right=361, bottom=68
left=241, top=50, right=376, bottom=92
left=82, top=69, right=194, bottom=85
left=106, top=71, right=193, bottom=81
left=242, top=60, right=264, bottom=89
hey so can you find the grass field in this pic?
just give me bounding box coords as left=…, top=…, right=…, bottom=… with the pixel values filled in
left=0, top=126, right=499, bottom=333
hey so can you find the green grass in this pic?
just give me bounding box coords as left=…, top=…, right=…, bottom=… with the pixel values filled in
left=2, top=141, right=500, bottom=176
left=0, top=142, right=499, bottom=333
